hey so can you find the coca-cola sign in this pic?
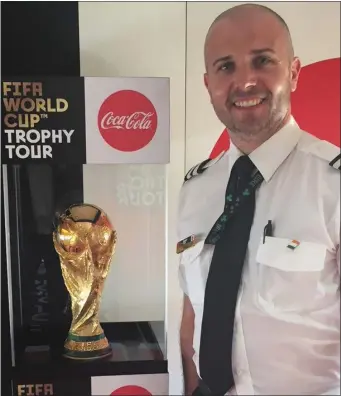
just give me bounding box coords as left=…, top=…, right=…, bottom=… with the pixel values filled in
left=98, top=90, right=158, bottom=152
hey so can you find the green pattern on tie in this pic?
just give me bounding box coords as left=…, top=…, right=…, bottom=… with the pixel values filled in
left=226, top=194, right=233, bottom=202
left=205, top=156, right=264, bottom=245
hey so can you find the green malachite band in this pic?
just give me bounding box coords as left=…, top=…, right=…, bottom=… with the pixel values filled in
left=67, top=333, right=105, bottom=342
left=64, top=346, right=112, bottom=359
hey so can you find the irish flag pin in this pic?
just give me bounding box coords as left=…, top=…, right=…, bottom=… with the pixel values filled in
left=287, top=239, right=300, bottom=250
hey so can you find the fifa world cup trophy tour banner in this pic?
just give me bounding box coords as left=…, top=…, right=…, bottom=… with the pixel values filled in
left=1, top=77, right=170, bottom=165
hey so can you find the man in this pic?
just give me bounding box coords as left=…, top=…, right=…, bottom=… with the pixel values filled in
left=177, top=4, right=340, bottom=396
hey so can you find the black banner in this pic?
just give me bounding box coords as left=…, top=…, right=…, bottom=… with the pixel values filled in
left=13, top=377, right=91, bottom=396
left=1, top=77, right=86, bottom=164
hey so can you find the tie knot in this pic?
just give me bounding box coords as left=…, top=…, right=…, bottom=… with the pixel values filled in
left=233, top=155, right=256, bottom=179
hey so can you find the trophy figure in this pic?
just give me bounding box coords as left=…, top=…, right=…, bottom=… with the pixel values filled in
left=53, top=203, right=117, bottom=360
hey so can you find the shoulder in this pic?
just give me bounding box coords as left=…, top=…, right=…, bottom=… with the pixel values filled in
left=296, top=132, right=340, bottom=245
left=178, top=150, right=226, bottom=208
left=296, top=131, right=340, bottom=216
left=297, top=131, right=340, bottom=172
left=176, top=150, right=227, bottom=240
left=183, top=150, right=226, bottom=184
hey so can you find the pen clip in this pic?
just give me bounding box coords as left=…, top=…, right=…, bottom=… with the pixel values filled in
left=263, top=225, right=267, bottom=244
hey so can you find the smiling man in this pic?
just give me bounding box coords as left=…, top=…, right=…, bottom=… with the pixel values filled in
left=177, top=4, right=340, bottom=396
left=203, top=4, right=299, bottom=153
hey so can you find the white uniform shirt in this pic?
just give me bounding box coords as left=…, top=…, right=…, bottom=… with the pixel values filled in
left=177, top=117, right=340, bottom=395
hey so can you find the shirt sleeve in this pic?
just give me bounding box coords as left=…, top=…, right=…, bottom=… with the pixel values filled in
left=176, top=183, right=190, bottom=295
left=334, top=197, right=340, bottom=276
left=178, top=260, right=189, bottom=296
left=337, top=245, right=340, bottom=276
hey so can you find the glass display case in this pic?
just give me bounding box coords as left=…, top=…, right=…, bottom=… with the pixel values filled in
left=2, top=76, right=169, bottom=395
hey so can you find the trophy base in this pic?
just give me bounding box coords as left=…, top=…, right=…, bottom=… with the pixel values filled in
left=63, top=332, right=112, bottom=361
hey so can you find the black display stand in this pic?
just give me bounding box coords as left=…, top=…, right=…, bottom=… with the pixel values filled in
left=13, top=322, right=167, bottom=379
left=3, top=162, right=168, bottom=396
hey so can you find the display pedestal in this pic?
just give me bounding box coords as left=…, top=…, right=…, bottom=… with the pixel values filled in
left=12, top=322, right=167, bottom=395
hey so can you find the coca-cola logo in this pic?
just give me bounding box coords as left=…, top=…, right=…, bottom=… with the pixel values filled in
left=110, top=385, right=152, bottom=395
left=98, top=90, right=158, bottom=152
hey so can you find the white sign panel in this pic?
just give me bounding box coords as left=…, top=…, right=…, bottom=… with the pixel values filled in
left=91, top=374, right=169, bottom=395
left=84, top=77, right=170, bottom=164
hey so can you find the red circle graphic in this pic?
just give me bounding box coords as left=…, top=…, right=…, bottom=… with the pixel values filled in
left=210, top=58, right=340, bottom=158
left=98, top=90, right=158, bottom=152
left=110, top=385, right=152, bottom=395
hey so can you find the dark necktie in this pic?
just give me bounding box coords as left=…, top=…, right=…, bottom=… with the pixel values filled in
left=199, top=155, right=263, bottom=395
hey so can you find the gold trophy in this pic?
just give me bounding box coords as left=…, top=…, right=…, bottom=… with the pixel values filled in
left=53, top=203, right=117, bottom=360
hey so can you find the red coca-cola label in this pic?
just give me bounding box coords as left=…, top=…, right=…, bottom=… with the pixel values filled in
left=98, top=90, right=158, bottom=152
left=111, top=385, right=152, bottom=395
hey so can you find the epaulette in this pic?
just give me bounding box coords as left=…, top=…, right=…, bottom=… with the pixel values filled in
left=300, top=137, right=340, bottom=171
left=329, top=153, right=341, bottom=170
left=184, top=151, right=225, bottom=183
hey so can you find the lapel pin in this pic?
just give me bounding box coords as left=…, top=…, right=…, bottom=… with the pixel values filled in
left=176, top=234, right=198, bottom=254
left=287, top=239, right=300, bottom=250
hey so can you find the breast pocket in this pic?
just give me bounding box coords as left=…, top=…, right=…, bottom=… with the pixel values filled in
left=255, top=236, right=327, bottom=313
left=180, top=241, right=214, bottom=306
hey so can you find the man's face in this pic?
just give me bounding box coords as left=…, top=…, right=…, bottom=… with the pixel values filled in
left=204, top=11, right=301, bottom=136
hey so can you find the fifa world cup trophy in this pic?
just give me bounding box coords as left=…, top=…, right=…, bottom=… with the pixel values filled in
left=53, top=203, right=117, bottom=360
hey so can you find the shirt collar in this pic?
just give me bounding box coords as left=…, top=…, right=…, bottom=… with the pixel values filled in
left=229, top=116, right=302, bottom=182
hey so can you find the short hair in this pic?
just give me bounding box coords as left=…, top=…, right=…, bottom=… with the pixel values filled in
left=212, top=4, right=291, bottom=34
left=205, top=3, right=294, bottom=61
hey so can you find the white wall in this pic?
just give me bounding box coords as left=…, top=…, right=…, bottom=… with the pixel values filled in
left=78, top=2, right=340, bottom=394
